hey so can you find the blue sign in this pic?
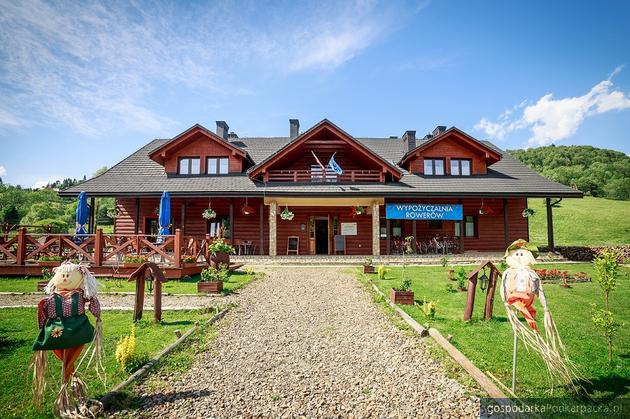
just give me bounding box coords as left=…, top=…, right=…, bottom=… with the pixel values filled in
left=386, top=203, right=463, bottom=220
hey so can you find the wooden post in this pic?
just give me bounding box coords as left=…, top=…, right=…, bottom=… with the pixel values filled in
left=463, top=273, right=477, bottom=321
left=372, top=202, right=380, bottom=256
left=458, top=199, right=464, bottom=253
left=546, top=197, right=554, bottom=251
left=386, top=219, right=391, bottom=255
left=174, top=228, right=182, bottom=268
left=484, top=268, right=499, bottom=320
left=229, top=201, right=234, bottom=245
left=181, top=199, right=186, bottom=236
left=16, top=228, right=26, bottom=266
left=133, top=274, right=145, bottom=322
left=134, top=198, right=140, bottom=234
left=259, top=202, right=264, bottom=255
left=94, top=228, right=103, bottom=266
left=503, top=198, right=509, bottom=248
left=154, top=275, right=162, bottom=323
left=269, top=201, right=277, bottom=256
left=89, top=197, right=95, bottom=234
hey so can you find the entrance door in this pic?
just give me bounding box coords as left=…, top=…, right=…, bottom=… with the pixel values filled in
left=315, top=219, right=329, bottom=254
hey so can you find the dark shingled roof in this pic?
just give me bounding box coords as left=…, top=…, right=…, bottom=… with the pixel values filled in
left=60, top=135, right=582, bottom=198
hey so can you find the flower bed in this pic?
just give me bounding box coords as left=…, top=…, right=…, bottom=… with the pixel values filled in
left=535, top=268, right=591, bottom=283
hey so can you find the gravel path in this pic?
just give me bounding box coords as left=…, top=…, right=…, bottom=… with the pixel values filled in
left=119, top=268, right=478, bottom=418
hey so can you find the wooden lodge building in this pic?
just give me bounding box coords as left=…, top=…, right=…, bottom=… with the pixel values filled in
left=60, top=119, right=582, bottom=258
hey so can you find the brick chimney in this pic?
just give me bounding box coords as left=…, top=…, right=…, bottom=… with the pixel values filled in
left=403, top=130, right=416, bottom=153
left=289, top=119, right=300, bottom=139
left=432, top=125, right=447, bottom=137
left=216, top=121, right=229, bottom=140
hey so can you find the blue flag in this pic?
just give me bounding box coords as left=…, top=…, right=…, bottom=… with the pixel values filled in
left=328, top=153, right=343, bottom=175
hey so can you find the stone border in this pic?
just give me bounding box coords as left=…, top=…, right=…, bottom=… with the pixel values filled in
left=99, top=307, right=230, bottom=410
left=368, top=280, right=507, bottom=400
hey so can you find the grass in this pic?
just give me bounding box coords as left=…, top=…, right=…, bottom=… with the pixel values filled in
left=0, top=307, right=217, bottom=419
left=0, top=271, right=259, bottom=295
left=528, top=196, right=630, bottom=246
left=361, top=263, right=630, bottom=405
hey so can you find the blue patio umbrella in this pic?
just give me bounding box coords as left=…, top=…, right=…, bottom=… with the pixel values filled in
left=157, top=191, right=171, bottom=243
left=73, top=191, right=89, bottom=242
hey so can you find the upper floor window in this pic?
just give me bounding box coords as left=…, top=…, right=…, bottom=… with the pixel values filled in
left=451, top=159, right=471, bottom=176
left=178, top=157, right=200, bottom=175
left=424, top=158, right=445, bottom=175
left=207, top=157, right=229, bottom=175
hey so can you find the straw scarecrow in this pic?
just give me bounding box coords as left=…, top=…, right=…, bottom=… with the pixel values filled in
left=31, top=262, right=104, bottom=416
left=500, top=239, right=580, bottom=390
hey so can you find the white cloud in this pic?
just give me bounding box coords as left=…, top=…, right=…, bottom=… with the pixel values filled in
left=475, top=68, right=630, bottom=147
left=0, top=166, right=6, bottom=177
left=0, top=0, right=402, bottom=135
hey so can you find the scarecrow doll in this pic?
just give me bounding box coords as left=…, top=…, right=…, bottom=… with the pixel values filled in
left=31, top=262, right=104, bottom=415
left=500, top=239, right=580, bottom=389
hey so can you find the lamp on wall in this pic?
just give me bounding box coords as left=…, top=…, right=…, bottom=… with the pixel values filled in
left=241, top=197, right=254, bottom=216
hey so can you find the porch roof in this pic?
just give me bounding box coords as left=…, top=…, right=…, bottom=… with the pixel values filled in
left=60, top=136, right=582, bottom=198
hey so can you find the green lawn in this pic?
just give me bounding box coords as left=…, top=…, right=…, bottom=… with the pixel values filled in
left=361, top=263, right=629, bottom=404
left=528, top=196, right=630, bottom=246
left=0, top=271, right=259, bottom=295
left=0, top=308, right=218, bottom=419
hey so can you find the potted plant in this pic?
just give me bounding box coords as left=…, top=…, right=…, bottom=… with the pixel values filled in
left=390, top=278, right=414, bottom=305
left=202, top=208, right=216, bottom=219
left=351, top=205, right=366, bottom=217
left=208, top=238, right=235, bottom=269
left=182, top=255, right=198, bottom=268
left=363, top=257, right=375, bottom=274
left=280, top=207, right=294, bottom=221
left=455, top=267, right=468, bottom=291
left=198, top=265, right=229, bottom=293
left=221, top=219, right=232, bottom=239
left=123, top=255, right=148, bottom=268
left=37, top=255, right=63, bottom=267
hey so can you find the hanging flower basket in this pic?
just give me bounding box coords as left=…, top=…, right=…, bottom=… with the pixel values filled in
left=241, top=205, right=254, bottom=216
left=202, top=208, right=217, bottom=219
left=522, top=208, right=536, bottom=218
left=351, top=206, right=366, bottom=217
left=280, top=208, right=294, bottom=221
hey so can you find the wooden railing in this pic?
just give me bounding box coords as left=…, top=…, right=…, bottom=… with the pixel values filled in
left=265, top=169, right=383, bottom=183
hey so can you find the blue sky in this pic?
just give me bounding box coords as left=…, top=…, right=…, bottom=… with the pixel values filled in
left=1, top=0, right=629, bottom=187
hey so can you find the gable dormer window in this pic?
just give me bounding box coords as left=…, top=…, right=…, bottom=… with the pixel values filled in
left=424, top=158, right=445, bottom=176
left=178, top=157, right=200, bottom=175
left=450, top=159, right=471, bottom=176
left=207, top=157, right=229, bottom=175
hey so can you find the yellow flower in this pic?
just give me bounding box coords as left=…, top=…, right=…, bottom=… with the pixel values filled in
left=51, top=327, right=63, bottom=338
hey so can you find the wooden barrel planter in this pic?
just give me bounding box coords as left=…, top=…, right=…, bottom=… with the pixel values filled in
left=197, top=281, right=223, bottom=294
left=390, top=288, right=414, bottom=305
left=209, top=252, right=230, bottom=269
left=363, top=265, right=375, bottom=274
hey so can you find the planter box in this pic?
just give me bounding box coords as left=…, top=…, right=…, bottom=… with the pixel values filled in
left=123, top=262, right=146, bottom=269
left=363, top=265, right=375, bottom=274
left=448, top=269, right=455, bottom=281
left=390, top=288, right=414, bottom=305
left=37, top=261, right=61, bottom=267
left=37, top=281, right=49, bottom=291
left=197, top=281, right=223, bottom=294
left=183, top=262, right=198, bottom=268
left=210, top=252, right=230, bottom=269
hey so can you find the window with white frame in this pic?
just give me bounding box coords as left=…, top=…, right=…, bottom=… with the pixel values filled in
left=423, top=158, right=445, bottom=175
left=207, top=157, right=229, bottom=175
left=450, top=159, right=471, bottom=176
left=178, top=157, right=200, bottom=175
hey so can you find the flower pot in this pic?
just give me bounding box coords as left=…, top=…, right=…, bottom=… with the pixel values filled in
left=37, top=261, right=61, bottom=267
left=37, top=281, right=49, bottom=291
left=363, top=265, right=375, bottom=274
left=210, top=252, right=230, bottom=269
left=560, top=283, right=572, bottom=288
left=183, top=262, right=197, bottom=268
left=390, top=288, right=414, bottom=305
left=123, top=262, right=145, bottom=269
left=197, top=281, right=223, bottom=294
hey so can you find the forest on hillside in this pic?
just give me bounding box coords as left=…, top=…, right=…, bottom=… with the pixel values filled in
left=0, top=167, right=114, bottom=233
left=507, top=145, right=630, bottom=200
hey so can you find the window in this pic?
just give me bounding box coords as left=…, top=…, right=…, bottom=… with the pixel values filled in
left=423, top=158, right=445, bottom=175
left=207, top=157, right=229, bottom=175
left=178, top=157, right=200, bottom=175
left=450, top=159, right=471, bottom=176
left=428, top=220, right=443, bottom=229
left=379, top=219, right=402, bottom=239
left=455, top=216, right=477, bottom=237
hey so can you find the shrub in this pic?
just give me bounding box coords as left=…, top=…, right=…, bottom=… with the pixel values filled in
left=37, top=255, right=63, bottom=262
left=182, top=255, right=197, bottom=263
left=377, top=265, right=387, bottom=280
left=440, top=256, right=449, bottom=267
left=592, top=248, right=622, bottom=364
left=115, top=324, right=148, bottom=373
left=395, top=278, right=412, bottom=292
left=455, top=267, right=468, bottom=290
left=208, top=238, right=235, bottom=255
left=363, top=257, right=373, bottom=267
left=422, top=297, right=438, bottom=320
left=201, top=265, right=230, bottom=282
left=124, top=255, right=148, bottom=263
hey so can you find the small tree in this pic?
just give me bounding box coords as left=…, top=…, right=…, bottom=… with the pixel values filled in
left=592, top=249, right=621, bottom=365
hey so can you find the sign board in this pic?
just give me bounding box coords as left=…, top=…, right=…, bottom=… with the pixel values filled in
left=340, top=222, right=357, bottom=235
left=385, top=203, right=463, bottom=220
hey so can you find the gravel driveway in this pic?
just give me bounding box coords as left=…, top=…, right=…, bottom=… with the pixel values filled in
left=118, top=267, right=478, bottom=418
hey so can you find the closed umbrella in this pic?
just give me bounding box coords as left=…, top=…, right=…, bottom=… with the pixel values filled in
left=157, top=191, right=171, bottom=244
left=73, top=191, right=89, bottom=243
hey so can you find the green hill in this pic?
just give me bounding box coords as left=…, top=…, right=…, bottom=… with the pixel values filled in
left=527, top=196, right=630, bottom=246
left=508, top=145, right=630, bottom=200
